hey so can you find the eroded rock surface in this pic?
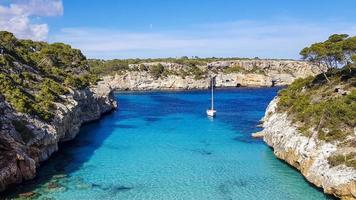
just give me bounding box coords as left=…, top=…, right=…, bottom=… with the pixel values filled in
left=107, top=60, right=323, bottom=90
left=0, top=85, right=116, bottom=192
left=260, top=98, right=356, bottom=200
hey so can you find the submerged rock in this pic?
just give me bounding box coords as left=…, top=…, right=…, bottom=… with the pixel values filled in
left=47, top=182, right=60, bottom=189
left=18, top=191, right=37, bottom=198
left=111, top=185, right=133, bottom=193
left=218, top=179, right=248, bottom=199
left=251, top=131, right=264, bottom=138
left=52, top=174, right=67, bottom=179
left=192, top=149, right=212, bottom=155
left=76, top=182, right=93, bottom=190
left=95, top=184, right=133, bottom=194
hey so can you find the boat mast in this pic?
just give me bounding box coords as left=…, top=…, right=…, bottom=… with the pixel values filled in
left=211, top=78, right=214, bottom=110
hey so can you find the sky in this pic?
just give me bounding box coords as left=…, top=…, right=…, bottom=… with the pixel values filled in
left=0, top=0, right=356, bottom=59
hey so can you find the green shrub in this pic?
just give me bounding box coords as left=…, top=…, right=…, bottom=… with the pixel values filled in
left=186, top=65, right=206, bottom=80
left=277, top=69, right=355, bottom=142
left=328, top=153, right=356, bottom=169
left=178, top=69, right=189, bottom=79
left=0, top=32, right=101, bottom=122
left=64, top=75, right=86, bottom=89
left=0, top=55, right=6, bottom=65
left=88, top=59, right=130, bottom=75
left=21, top=71, right=35, bottom=81
left=41, top=78, right=69, bottom=95
left=223, top=66, right=244, bottom=74
left=139, top=64, right=148, bottom=71
left=31, top=103, right=53, bottom=121
left=0, top=74, right=32, bottom=113
left=150, top=64, right=164, bottom=79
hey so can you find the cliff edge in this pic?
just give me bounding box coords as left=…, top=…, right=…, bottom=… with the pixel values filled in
left=0, top=85, right=116, bottom=192
left=101, top=59, right=324, bottom=90
left=259, top=68, right=356, bottom=199
left=0, top=31, right=117, bottom=192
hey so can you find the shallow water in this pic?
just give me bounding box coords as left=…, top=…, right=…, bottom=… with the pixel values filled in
left=4, top=88, right=334, bottom=200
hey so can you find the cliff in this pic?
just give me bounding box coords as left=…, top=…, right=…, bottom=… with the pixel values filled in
left=103, top=60, right=323, bottom=90
left=0, top=31, right=339, bottom=195
left=0, top=31, right=117, bottom=192
left=258, top=68, right=356, bottom=199
left=0, top=84, right=116, bottom=192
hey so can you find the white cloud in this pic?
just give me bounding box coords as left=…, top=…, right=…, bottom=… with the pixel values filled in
left=51, top=20, right=356, bottom=59
left=0, top=0, right=63, bottom=40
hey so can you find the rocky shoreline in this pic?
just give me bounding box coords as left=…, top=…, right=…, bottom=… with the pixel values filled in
left=0, top=59, right=326, bottom=194
left=104, top=59, right=322, bottom=91
left=259, top=97, right=356, bottom=200
left=0, top=84, right=117, bottom=192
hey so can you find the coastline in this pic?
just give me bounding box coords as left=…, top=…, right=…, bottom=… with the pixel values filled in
left=0, top=84, right=117, bottom=193
left=3, top=87, right=329, bottom=200
left=0, top=58, right=327, bottom=195
left=114, top=86, right=285, bottom=94
left=0, top=85, right=279, bottom=195
left=2, top=85, right=351, bottom=200
left=258, top=97, right=356, bottom=200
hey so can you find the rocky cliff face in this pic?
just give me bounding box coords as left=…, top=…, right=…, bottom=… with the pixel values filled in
left=108, top=59, right=323, bottom=90
left=0, top=84, right=116, bottom=192
left=260, top=98, right=356, bottom=200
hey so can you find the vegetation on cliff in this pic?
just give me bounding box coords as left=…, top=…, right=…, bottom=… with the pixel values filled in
left=277, top=34, right=355, bottom=169
left=278, top=67, right=355, bottom=168
left=88, top=56, right=253, bottom=75
left=223, top=64, right=266, bottom=74
left=278, top=67, right=355, bottom=140
left=87, top=56, right=294, bottom=79
left=0, top=31, right=97, bottom=121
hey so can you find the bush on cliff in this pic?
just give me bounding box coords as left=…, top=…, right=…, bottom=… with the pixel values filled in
left=149, top=63, right=165, bottom=79
left=89, top=59, right=130, bottom=75
left=277, top=66, right=355, bottom=169
left=87, top=56, right=263, bottom=76
left=277, top=67, right=355, bottom=142
left=187, top=65, right=206, bottom=80
left=223, top=65, right=244, bottom=74
left=328, top=152, right=356, bottom=169
left=0, top=31, right=96, bottom=121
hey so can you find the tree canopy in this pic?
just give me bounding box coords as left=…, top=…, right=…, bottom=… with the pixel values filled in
left=300, top=34, right=356, bottom=69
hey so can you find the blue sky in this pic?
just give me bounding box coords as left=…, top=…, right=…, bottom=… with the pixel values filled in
left=1, top=0, right=356, bottom=59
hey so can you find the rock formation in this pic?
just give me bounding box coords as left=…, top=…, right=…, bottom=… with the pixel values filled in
left=259, top=97, right=356, bottom=200
left=0, top=84, right=116, bottom=192
left=106, top=59, right=324, bottom=90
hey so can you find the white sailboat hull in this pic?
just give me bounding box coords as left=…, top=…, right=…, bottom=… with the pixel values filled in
left=207, top=77, right=216, bottom=117
left=206, top=109, right=216, bottom=117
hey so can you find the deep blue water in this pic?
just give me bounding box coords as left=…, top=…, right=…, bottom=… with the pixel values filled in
left=4, top=88, right=334, bottom=200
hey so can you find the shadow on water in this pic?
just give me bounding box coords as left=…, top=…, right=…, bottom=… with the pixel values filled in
left=1, top=110, right=118, bottom=199
left=2, top=87, right=333, bottom=199
left=218, top=179, right=248, bottom=200
left=3, top=91, right=198, bottom=198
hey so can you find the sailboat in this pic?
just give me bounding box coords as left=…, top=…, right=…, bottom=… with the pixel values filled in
left=207, top=77, right=216, bottom=117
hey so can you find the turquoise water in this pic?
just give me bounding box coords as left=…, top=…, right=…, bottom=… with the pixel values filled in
left=4, top=88, right=334, bottom=200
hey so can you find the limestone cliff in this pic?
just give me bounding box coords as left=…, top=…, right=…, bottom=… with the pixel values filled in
left=0, top=31, right=118, bottom=192
left=105, top=59, right=323, bottom=90
left=0, top=83, right=116, bottom=192
left=260, top=94, right=356, bottom=199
